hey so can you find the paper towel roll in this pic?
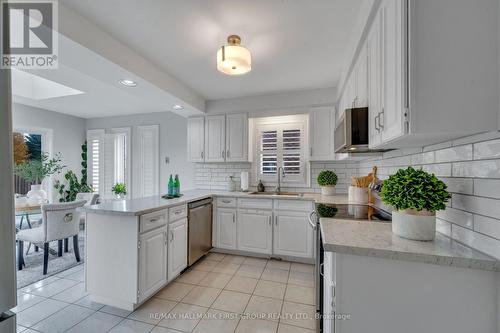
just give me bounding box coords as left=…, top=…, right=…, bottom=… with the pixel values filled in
left=240, top=171, right=249, bottom=191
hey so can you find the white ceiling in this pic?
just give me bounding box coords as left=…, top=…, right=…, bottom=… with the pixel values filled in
left=63, top=0, right=365, bottom=100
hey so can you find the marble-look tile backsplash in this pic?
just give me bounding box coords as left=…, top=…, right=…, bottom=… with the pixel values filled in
left=193, top=131, right=500, bottom=259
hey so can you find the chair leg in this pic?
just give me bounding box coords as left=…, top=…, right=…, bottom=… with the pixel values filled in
left=17, top=240, right=23, bottom=271
left=73, top=235, right=80, bottom=262
left=43, top=243, right=49, bottom=275
left=64, top=238, right=68, bottom=252
left=58, top=240, right=63, bottom=257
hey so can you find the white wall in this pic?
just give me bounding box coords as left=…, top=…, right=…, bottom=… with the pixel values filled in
left=12, top=103, right=86, bottom=201
left=86, top=111, right=195, bottom=192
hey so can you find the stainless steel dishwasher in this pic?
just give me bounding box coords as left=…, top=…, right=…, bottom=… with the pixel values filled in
left=187, top=198, right=213, bottom=266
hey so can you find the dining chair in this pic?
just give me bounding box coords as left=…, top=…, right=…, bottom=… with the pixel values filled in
left=16, top=200, right=86, bottom=275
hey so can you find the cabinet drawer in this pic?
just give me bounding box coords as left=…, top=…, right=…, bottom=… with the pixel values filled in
left=217, top=197, right=237, bottom=208
left=140, top=209, right=168, bottom=233
left=169, top=204, right=187, bottom=222
left=238, top=198, right=273, bottom=210
left=275, top=199, right=313, bottom=212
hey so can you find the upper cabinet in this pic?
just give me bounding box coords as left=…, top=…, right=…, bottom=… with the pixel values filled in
left=338, top=0, right=499, bottom=149
left=187, top=113, right=248, bottom=163
left=310, top=106, right=335, bottom=161
left=187, top=117, right=205, bottom=162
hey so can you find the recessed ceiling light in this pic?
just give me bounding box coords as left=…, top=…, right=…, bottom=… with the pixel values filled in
left=172, top=104, right=184, bottom=110
left=118, top=79, right=137, bottom=87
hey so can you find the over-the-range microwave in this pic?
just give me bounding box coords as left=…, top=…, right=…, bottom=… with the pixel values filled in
left=334, top=107, right=370, bottom=153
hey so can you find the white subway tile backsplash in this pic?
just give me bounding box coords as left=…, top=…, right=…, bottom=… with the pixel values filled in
left=434, top=145, right=472, bottom=163
left=436, top=207, right=473, bottom=229
left=452, top=160, right=500, bottom=178
left=473, top=179, right=500, bottom=199
left=436, top=219, right=452, bottom=237
left=423, top=141, right=452, bottom=152
left=452, top=224, right=500, bottom=260
left=452, top=131, right=500, bottom=146
left=440, top=177, right=473, bottom=195
left=473, top=138, right=500, bottom=160
left=474, top=215, right=500, bottom=240
left=422, top=163, right=452, bottom=177
left=452, top=194, right=500, bottom=220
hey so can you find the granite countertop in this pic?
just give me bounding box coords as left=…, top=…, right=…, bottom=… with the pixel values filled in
left=320, top=218, right=500, bottom=272
left=83, top=189, right=348, bottom=216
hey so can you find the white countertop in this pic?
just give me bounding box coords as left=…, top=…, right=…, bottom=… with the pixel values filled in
left=320, top=218, right=500, bottom=272
left=82, top=189, right=349, bottom=216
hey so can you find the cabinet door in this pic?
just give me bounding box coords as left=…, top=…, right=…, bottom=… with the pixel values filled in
left=356, top=45, right=369, bottom=108
left=323, top=252, right=336, bottom=333
left=139, top=226, right=167, bottom=302
left=217, top=208, right=237, bottom=250
left=225, top=113, right=248, bottom=162
left=273, top=212, right=313, bottom=258
left=205, top=115, right=226, bottom=162
left=168, top=218, right=187, bottom=281
left=380, top=0, right=406, bottom=143
left=310, top=107, right=335, bottom=161
left=368, top=12, right=383, bottom=148
left=187, top=117, right=205, bottom=162
left=237, top=210, right=272, bottom=254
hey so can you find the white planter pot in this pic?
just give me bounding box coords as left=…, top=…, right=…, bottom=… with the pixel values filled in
left=392, top=210, right=436, bottom=241
left=348, top=186, right=369, bottom=204
left=27, top=184, right=47, bottom=205
left=321, top=186, right=336, bottom=196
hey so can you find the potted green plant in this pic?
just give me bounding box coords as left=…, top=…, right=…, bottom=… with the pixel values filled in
left=14, top=152, right=65, bottom=204
left=381, top=167, right=451, bottom=241
left=317, top=170, right=338, bottom=196
left=111, top=183, right=127, bottom=199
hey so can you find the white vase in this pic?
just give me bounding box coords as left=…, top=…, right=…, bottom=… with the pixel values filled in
left=27, top=184, right=47, bottom=205
left=321, top=186, right=336, bottom=196
left=348, top=186, right=369, bottom=204
left=392, top=209, right=436, bottom=241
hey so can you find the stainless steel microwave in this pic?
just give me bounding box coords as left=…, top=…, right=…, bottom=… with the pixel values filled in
left=334, top=107, right=369, bottom=153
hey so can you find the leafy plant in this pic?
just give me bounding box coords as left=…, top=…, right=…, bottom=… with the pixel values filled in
left=112, top=183, right=127, bottom=196
left=14, top=152, right=65, bottom=184
left=54, top=171, right=93, bottom=202
left=316, top=204, right=338, bottom=218
left=80, top=142, right=88, bottom=186
left=381, top=167, right=451, bottom=212
left=317, top=170, right=338, bottom=186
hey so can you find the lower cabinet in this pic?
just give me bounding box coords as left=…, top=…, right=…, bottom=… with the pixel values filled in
left=138, top=226, right=168, bottom=303
left=168, top=218, right=187, bottom=281
left=274, top=211, right=314, bottom=258
left=237, top=209, right=273, bottom=254
left=323, top=251, right=336, bottom=333
left=216, top=208, right=237, bottom=250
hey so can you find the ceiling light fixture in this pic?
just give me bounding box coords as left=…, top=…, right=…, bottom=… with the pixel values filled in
left=172, top=104, right=184, bottom=110
left=118, top=79, right=137, bottom=87
left=217, top=35, right=251, bottom=75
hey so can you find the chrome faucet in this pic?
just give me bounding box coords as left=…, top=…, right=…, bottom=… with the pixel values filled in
left=276, top=167, right=285, bottom=194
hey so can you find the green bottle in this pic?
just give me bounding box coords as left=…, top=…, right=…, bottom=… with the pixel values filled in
left=168, top=174, right=174, bottom=196
left=174, top=174, right=180, bottom=196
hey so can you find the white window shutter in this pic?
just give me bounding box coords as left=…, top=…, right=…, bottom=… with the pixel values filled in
left=86, top=129, right=105, bottom=195
left=134, top=125, right=159, bottom=198
left=103, top=134, right=116, bottom=199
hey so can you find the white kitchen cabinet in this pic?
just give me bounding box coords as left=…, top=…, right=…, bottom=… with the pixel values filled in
left=273, top=211, right=313, bottom=258
left=168, top=218, right=187, bottom=282
left=323, top=251, right=336, bottom=333
left=237, top=209, right=272, bottom=255
left=216, top=208, right=237, bottom=250
left=355, top=46, right=368, bottom=108
left=309, top=106, right=335, bottom=161
left=204, top=115, right=226, bottom=162
left=187, top=117, right=205, bottom=162
left=225, top=113, right=248, bottom=162
left=138, top=226, right=167, bottom=303
left=367, top=11, right=382, bottom=148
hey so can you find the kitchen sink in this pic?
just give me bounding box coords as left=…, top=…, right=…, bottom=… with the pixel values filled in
left=249, top=191, right=303, bottom=197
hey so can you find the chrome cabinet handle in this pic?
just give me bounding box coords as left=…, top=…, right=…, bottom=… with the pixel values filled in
left=227, top=150, right=230, bottom=158
left=164, top=231, right=167, bottom=245
left=233, top=213, right=236, bottom=223
left=319, top=263, right=324, bottom=277
left=374, top=115, right=380, bottom=132
left=378, top=109, right=384, bottom=129
left=170, top=230, right=174, bottom=242
left=275, top=215, right=278, bottom=226
left=174, top=210, right=182, bottom=215
left=268, top=216, right=271, bottom=226
left=150, top=217, right=160, bottom=223
left=222, top=150, right=225, bottom=158
left=201, top=151, right=204, bottom=159
left=222, top=200, right=231, bottom=203
left=308, top=211, right=317, bottom=230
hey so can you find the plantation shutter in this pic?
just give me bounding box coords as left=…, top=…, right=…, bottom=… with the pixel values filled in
left=103, top=134, right=116, bottom=199
left=86, top=129, right=105, bottom=195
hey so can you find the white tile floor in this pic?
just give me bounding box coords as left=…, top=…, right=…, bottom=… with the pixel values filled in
left=15, top=254, right=316, bottom=333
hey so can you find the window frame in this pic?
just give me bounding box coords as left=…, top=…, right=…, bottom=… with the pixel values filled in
left=252, top=114, right=310, bottom=188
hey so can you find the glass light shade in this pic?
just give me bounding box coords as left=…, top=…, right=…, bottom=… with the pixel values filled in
left=217, top=45, right=251, bottom=75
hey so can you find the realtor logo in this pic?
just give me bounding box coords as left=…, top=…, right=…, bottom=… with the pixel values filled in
left=1, top=0, right=58, bottom=69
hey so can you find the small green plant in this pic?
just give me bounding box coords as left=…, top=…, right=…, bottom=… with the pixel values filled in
left=316, top=204, right=338, bottom=218
left=112, top=183, right=127, bottom=196
left=14, top=152, right=65, bottom=184
left=381, top=167, right=451, bottom=212
left=317, top=170, right=338, bottom=187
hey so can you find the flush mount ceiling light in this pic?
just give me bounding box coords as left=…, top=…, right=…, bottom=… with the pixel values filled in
left=118, top=79, right=137, bottom=87
left=172, top=104, right=184, bottom=110
left=217, top=35, right=251, bottom=75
